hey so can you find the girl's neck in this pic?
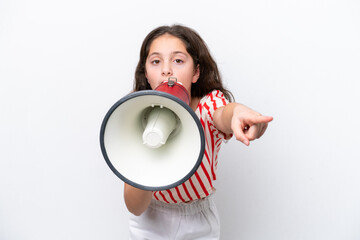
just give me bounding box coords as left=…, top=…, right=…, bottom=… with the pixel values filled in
left=190, top=97, right=200, bottom=111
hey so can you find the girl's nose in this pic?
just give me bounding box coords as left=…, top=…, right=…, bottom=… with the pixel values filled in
left=161, top=63, right=172, bottom=76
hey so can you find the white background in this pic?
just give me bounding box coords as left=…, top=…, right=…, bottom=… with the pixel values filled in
left=1, top=0, right=359, bottom=239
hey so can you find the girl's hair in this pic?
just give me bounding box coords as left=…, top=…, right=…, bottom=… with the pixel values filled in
left=133, top=24, right=234, bottom=102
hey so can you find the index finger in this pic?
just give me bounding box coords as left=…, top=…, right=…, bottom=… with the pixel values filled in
left=250, top=115, right=273, bottom=125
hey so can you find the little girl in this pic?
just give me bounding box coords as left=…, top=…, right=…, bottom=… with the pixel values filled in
left=124, top=24, right=273, bottom=239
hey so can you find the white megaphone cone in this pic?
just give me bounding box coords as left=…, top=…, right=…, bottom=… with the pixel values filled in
left=100, top=77, right=205, bottom=191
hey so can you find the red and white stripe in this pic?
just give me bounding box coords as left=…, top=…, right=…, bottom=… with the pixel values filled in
left=153, top=90, right=232, bottom=204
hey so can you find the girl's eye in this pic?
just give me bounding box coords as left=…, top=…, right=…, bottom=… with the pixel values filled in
left=151, top=60, right=160, bottom=64
left=174, top=59, right=184, bottom=64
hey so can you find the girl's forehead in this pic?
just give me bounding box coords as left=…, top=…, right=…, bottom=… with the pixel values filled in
left=149, top=34, right=188, bottom=53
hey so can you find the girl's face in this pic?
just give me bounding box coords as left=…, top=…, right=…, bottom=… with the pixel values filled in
left=145, top=34, right=200, bottom=96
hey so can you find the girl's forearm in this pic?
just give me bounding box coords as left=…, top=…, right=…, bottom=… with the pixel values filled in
left=124, top=183, right=152, bottom=216
left=213, top=102, right=246, bottom=134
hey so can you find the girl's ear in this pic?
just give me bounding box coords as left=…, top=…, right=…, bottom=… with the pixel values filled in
left=192, top=64, right=200, bottom=83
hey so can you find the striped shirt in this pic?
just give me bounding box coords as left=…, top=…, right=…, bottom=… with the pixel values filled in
left=152, top=90, right=232, bottom=203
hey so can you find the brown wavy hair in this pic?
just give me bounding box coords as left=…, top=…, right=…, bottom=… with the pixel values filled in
left=133, top=24, right=234, bottom=102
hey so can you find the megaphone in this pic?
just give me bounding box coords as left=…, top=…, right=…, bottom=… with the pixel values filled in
left=100, top=78, right=205, bottom=191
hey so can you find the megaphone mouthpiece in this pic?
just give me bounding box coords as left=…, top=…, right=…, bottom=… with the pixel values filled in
left=155, top=80, right=189, bottom=105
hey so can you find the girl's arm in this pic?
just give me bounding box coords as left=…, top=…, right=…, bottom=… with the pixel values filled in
left=213, top=102, right=273, bottom=146
left=124, top=183, right=152, bottom=216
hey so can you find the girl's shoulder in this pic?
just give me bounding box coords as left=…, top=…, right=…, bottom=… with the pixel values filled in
left=199, top=90, right=228, bottom=107
left=196, top=90, right=229, bottom=115
left=197, top=90, right=233, bottom=140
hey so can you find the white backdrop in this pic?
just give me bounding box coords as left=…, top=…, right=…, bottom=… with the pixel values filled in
left=1, top=0, right=359, bottom=239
